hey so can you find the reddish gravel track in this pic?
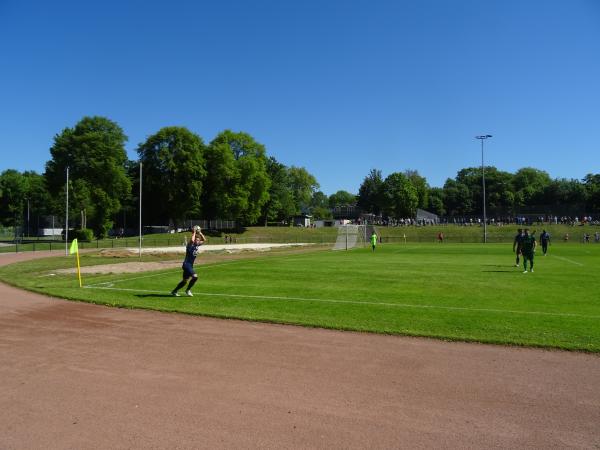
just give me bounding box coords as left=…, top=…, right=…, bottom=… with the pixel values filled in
left=1, top=251, right=599, bottom=449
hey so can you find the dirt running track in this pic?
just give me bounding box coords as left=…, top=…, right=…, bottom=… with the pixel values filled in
left=1, top=252, right=599, bottom=449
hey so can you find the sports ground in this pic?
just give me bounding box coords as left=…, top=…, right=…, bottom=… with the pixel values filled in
left=1, top=243, right=599, bottom=448
left=2, top=242, right=599, bottom=351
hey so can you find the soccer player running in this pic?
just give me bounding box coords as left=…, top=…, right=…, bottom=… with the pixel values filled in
left=539, top=229, right=551, bottom=255
left=512, top=228, right=524, bottom=267
left=521, top=228, right=537, bottom=273
left=171, top=226, right=206, bottom=297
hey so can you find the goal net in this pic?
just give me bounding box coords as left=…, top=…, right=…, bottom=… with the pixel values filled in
left=332, top=225, right=367, bottom=250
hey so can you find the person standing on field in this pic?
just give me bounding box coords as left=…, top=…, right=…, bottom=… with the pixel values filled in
left=512, top=228, right=524, bottom=267
left=521, top=228, right=537, bottom=273
left=172, top=226, right=206, bottom=297
left=370, top=232, right=378, bottom=251
left=539, top=230, right=551, bottom=255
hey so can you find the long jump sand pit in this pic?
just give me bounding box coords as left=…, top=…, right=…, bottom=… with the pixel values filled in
left=0, top=250, right=599, bottom=449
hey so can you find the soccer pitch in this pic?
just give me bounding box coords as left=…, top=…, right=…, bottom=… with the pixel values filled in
left=2, top=243, right=599, bottom=351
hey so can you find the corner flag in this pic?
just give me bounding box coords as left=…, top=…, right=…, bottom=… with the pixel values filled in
left=69, top=238, right=82, bottom=287
left=69, top=238, right=78, bottom=255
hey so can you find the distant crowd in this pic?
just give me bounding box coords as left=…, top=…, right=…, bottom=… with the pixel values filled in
left=365, top=215, right=599, bottom=227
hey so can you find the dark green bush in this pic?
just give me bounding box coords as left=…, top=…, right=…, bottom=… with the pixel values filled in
left=73, top=228, right=94, bottom=242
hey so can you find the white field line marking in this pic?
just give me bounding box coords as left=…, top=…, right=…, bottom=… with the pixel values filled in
left=552, top=255, right=584, bottom=266
left=84, top=285, right=600, bottom=319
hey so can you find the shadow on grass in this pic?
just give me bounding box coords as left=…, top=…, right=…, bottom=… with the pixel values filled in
left=135, top=294, right=178, bottom=298
left=481, top=264, right=518, bottom=273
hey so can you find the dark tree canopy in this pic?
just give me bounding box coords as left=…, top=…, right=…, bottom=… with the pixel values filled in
left=137, top=126, right=206, bottom=225
left=44, top=116, right=131, bottom=237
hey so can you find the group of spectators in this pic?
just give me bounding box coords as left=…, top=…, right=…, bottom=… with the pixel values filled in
left=363, top=215, right=599, bottom=227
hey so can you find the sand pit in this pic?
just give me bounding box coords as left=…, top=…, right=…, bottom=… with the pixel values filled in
left=56, top=243, right=314, bottom=274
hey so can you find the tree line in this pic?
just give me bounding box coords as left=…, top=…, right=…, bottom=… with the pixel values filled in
left=1, top=115, right=599, bottom=238
left=355, top=168, right=600, bottom=220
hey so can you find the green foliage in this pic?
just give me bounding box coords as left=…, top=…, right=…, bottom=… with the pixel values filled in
left=0, top=170, right=27, bottom=226
left=513, top=167, right=551, bottom=207
left=73, top=228, right=94, bottom=242
left=261, top=157, right=296, bottom=223
left=328, top=190, right=356, bottom=208
left=584, top=174, right=600, bottom=212
left=137, top=126, right=206, bottom=225
left=427, top=187, right=445, bottom=216
left=382, top=172, right=419, bottom=218
left=202, top=130, right=270, bottom=225
left=286, top=166, right=319, bottom=214
left=357, top=169, right=384, bottom=215
left=404, top=170, right=429, bottom=209
left=309, top=191, right=333, bottom=219
left=45, top=116, right=131, bottom=238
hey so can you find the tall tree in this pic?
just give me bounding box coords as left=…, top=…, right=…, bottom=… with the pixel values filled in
left=287, top=166, right=319, bottom=215
left=45, top=116, right=131, bottom=238
left=404, top=170, right=429, bottom=210
left=137, top=126, right=206, bottom=225
left=541, top=178, right=586, bottom=215
left=0, top=170, right=27, bottom=227
left=427, top=187, right=446, bottom=216
left=583, top=174, right=600, bottom=214
left=357, top=169, right=384, bottom=215
left=382, top=172, right=418, bottom=219
left=442, top=178, right=473, bottom=216
left=309, top=191, right=332, bottom=220
left=328, top=190, right=356, bottom=208
left=512, top=167, right=551, bottom=207
left=261, top=157, right=296, bottom=224
left=204, top=130, right=270, bottom=225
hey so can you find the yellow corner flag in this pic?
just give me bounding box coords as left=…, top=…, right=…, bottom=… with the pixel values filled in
left=69, top=238, right=78, bottom=255
left=69, top=238, right=82, bottom=287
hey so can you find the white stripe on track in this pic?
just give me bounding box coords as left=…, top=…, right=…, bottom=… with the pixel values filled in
left=84, top=285, right=600, bottom=319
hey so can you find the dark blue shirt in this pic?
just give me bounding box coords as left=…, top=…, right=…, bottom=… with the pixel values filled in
left=184, top=242, right=202, bottom=265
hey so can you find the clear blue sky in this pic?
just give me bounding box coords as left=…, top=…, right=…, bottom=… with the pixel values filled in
left=1, top=0, right=598, bottom=196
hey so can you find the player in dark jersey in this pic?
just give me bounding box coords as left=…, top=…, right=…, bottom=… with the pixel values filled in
left=521, top=228, right=537, bottom=273
left=171, top=226, right=206, bottom=297
left=512, top=228, right=524, bottom=267
left=539, top=230, right=551, bottom=255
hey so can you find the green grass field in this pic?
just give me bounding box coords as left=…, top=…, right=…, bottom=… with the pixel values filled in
left=1, top=243, right=599, bottom=352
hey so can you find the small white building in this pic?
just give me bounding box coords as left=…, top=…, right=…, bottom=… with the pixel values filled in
left=293, top=215, right=312, bottom=227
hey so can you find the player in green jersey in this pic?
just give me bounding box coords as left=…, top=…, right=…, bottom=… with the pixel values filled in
left=521, top=229, right=537, bottom=273
left=371, top=232, right=377, bottom=251
left=512, top=228, right=524, bottom=267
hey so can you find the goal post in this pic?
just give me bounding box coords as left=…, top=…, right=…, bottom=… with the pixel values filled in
left=332, top=224, right=367, bottom=250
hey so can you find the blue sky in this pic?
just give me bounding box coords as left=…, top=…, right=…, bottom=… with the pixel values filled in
left=1, top=0, right=598, bottom=196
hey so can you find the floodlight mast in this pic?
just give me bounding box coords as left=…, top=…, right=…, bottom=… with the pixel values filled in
left=475, top=135, right=492, bottom=243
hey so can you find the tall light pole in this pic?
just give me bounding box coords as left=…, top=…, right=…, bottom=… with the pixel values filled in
left=139, top=161, right=142, bottom=259
left=475, top=135, right=492, bottom=243
left=65, top=166, right=69, bottom=255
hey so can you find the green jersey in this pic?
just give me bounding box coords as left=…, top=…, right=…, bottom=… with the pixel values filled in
left=522, top=235, right=536, bottom=254
left=371, top=234, right=377, bottom=245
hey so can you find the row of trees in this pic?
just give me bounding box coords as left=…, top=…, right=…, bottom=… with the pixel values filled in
left=1, top=116, right=324, bottom=237
left=1, top=115, right=599, bottom=238
left=356, top=168, right=600, bottom=219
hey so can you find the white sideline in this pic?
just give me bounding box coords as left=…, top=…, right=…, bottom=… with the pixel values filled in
left=83, top=285, right=600, bottom=320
